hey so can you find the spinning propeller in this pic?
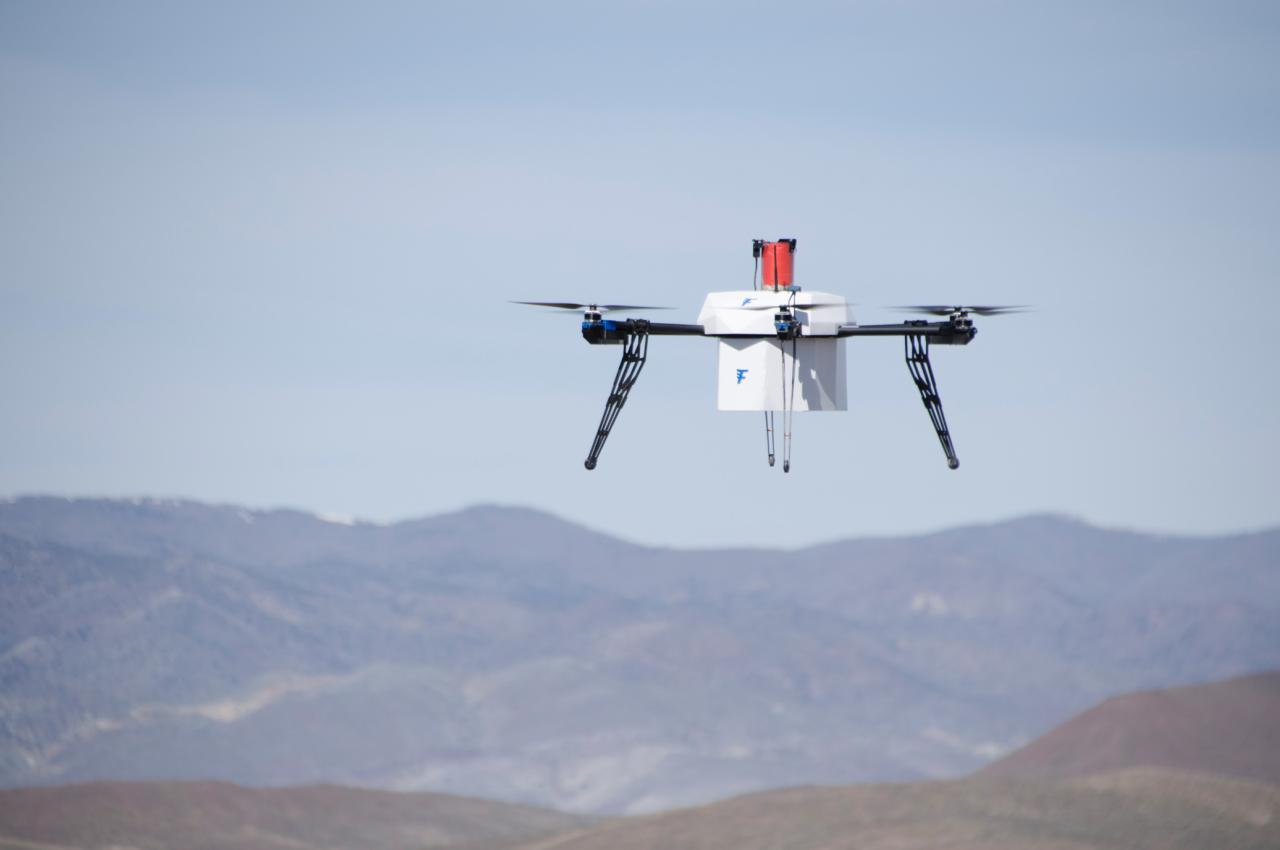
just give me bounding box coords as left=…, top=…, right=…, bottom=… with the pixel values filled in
left=894, top=305, right=1029, bottom=316
left=511, top=301, right=673, bottom=312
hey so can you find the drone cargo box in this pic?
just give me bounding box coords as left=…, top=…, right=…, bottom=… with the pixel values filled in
left=696, top=290, right=851, bottom=412
left=717, top=337, right=847, bottom=411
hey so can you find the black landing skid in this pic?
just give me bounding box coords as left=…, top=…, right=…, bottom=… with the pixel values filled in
left=584, top=322, right=649, bottom=470
left=905, top=334, right=960, bottom=470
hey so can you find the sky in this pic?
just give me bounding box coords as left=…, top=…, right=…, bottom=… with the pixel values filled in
left=2, top=1, right=1278, bottom=547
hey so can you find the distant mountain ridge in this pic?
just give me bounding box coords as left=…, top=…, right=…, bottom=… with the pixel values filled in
left=1, top=496, right=1278, bottom=813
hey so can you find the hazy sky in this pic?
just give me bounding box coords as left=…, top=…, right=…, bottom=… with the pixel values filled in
left=3, top=1, right=1278, bottom=546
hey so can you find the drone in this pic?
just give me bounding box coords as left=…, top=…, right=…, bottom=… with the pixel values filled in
left=515, top=239, right=1022, bottom=472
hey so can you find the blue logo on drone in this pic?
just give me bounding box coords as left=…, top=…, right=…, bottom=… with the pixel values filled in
left=736, top=369, right=749, bottom=384
left=741, top=297, right=754, bottom=306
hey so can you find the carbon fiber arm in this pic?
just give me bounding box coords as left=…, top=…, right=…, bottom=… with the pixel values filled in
left=635, top=321, right=705, bottom=336
left=837, top=320, right=975, bottom=345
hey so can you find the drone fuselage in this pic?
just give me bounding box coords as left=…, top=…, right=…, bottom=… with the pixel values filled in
left=696, top=291, right=851, bottom=412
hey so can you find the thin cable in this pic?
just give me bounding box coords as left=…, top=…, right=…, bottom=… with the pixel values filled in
left=764, top=411, right=775, bottom=466
left=783, top=333, right=798, bottom=472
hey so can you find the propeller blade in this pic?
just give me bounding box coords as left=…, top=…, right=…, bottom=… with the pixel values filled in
left=739, top=298, right=851, bottom=309
left=511, top=301, right=590, bottom=310
left=510, top=301, right=673, bottom=312
left=961, top=305, right=1030, bottom=316
left=893, top=304, right=1030, bottom=316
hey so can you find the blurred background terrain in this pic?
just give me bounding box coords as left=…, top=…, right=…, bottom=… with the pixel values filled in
left=2, top=498, right=1276, bottom=816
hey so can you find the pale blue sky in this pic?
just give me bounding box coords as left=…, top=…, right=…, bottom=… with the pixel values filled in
left=2, top=1, right=1278, bottom=545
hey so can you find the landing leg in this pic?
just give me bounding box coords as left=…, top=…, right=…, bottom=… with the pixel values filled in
left=764, top=411, right=776, bottom=466
left=584, top=328, right=649, bottom=470
left=905, top=335, right=960, bottom=470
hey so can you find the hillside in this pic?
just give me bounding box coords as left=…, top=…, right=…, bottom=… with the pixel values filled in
left=5, top=673, right=1279, bottom=850
left=500, top=672, right=1280, bottom=850
left=6, top=773, right=1276, bottom=850
left=1, top=497, right=1278, bottom=812
left=500, top=769, right=1280, bottom=850
left=978, top=670, right=1280, bottom=784
left=0, top=780, right=590, bottom=850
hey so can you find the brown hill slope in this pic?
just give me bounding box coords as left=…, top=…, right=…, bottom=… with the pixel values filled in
left=0, top=780, right=591, bottom=850
left=977, top=670, right=1280, bottom=784
left=505, top=769, right=1280, bottom=850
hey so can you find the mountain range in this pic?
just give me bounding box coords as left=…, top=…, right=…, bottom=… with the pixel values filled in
left=1, top=496, right=1277, bottom=813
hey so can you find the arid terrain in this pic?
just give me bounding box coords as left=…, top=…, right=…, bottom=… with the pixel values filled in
left=0, top=781, right=590, bottom=850
left=2, top=497, right=1277, bottom=813
left=502, top=768, right=1280, bottom=850
left=1, top=673, right=1277, bottom=850
left=980, top=670, right=1280, bottom=784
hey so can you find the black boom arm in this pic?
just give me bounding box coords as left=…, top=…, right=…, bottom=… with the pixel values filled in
left=837, top=319, right=975, bottom=345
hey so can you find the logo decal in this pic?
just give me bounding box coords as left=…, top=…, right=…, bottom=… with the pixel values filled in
left=741, top=297, right=755, bottom=306
left=736, top=369, right=749, bottom=384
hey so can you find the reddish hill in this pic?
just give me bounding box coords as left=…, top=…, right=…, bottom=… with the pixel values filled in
left=978, top=671, right=1280, bottom=783
left=7, top=772, right=1277, bottom=850
left=0, top=780, right=590, bottom=850
left=503, top=769, right=1280, bottom=850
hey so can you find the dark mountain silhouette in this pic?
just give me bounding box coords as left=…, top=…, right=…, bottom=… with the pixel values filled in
left=2, top=497, right=1277, bottom=813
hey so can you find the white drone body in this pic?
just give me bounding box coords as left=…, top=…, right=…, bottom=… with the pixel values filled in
left=697, top=291, right=851, bottom=412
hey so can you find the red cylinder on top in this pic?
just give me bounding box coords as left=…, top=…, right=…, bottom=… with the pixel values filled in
left=761, top=239, right=796, bottom=290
